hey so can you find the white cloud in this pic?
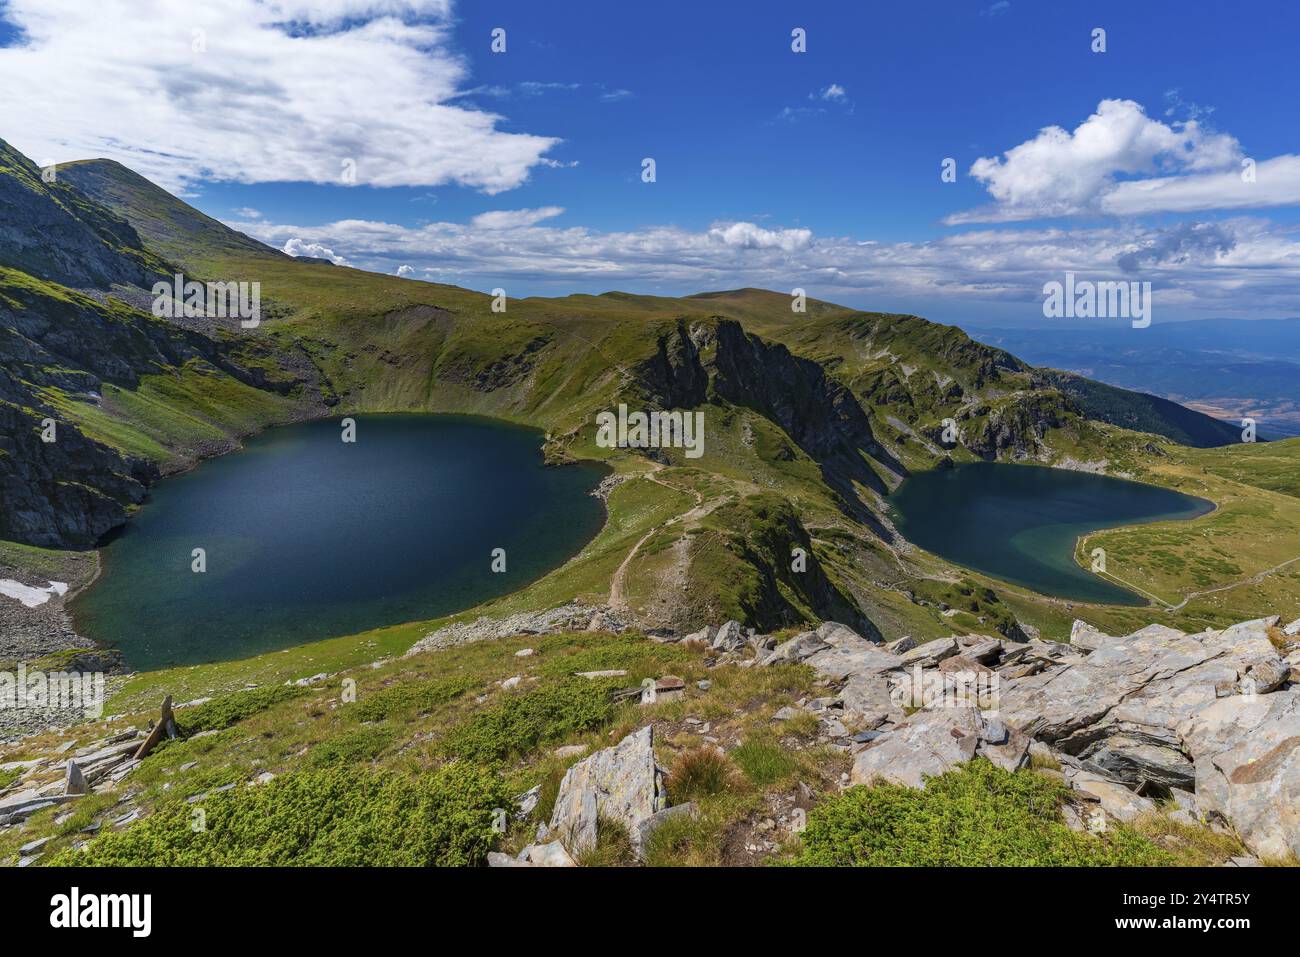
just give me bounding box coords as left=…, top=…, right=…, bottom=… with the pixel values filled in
left=707, top=222, right=812, bottom=252
left=470, top=207, right=565, bottom=229
left=396, top=264, right=415, bottom=277
left=950, top=99, right=1245, bottom=223
left=460, top=81, right=631, bottom=104
left=517, top=81, right=581, bottom=96
left=1103, top=155, right=1300, bottom=215
left=779, top=84, right=853, bottom=122
left=235, top=213, right=1300, bottom=318
left=234, top=207, right=264, bottom=220
left=282, top=238, right=350, bottom=265
left=0, top=0, right=558, bottom=193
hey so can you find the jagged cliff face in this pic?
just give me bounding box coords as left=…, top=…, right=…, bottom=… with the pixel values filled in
left=0, top=386, right=154, bottom=548
left=0, top=140, right=167, bottom=291
left=0, top=140, right=319, bottom=548
left=960, top=392, right=1072, bottom=461
left=634, top=318, right=905, bottom=515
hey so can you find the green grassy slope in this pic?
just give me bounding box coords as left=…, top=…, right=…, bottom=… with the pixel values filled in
left=58, top=158, right=286, bottom=268
left=5, top=142, right=1297, bottom=647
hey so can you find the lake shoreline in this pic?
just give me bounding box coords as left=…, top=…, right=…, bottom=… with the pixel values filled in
left=888, top=460, right=1218, bottom=606
left=69, top=413, right=611, bottom=671
left=2, top=409, right=613, bottom=712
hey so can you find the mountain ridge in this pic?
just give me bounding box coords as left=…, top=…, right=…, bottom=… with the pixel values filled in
left=2, top=135, right=1291, bottom=655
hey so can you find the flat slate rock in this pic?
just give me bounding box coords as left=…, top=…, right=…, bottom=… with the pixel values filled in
left=851, top=706, right=981, bottom=788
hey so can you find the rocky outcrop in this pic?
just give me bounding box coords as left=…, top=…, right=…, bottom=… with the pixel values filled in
left=633, top=319, right=905, bottom=522
left=711, top=620, right=746, bottom=652
left=0, top=138, right=167, bottom=291
left=1180, top=690, right=1300, bottom=860
left=404, top=603, right=628, bottom=656
left=547, top=725, right=667, bottom=860
left=753, top=614, right=1300, bottom=860
left=961, top=392, right=1072, bottom=461
left=851, top=706, right=982, bottom=787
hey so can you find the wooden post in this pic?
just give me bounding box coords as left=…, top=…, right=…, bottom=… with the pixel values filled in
left=132, top=695, right=174, bottom=760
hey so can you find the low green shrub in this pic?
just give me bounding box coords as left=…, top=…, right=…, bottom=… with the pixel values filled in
left=305, top=725, right=396, bottom=767
left=442, top=679, right=614, bottom=763
left=791, top=760, right=1175, bottom=866
left=350, top=675, right=473, bottom=722
left=175, top=684, right=307, bottom=736
left=54, top=763, right=509, bottom=866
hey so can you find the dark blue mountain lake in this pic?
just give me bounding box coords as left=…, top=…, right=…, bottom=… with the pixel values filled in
left=71, top=415, right=607, bottom=670
left=886, top=462, right=1215, bottom=605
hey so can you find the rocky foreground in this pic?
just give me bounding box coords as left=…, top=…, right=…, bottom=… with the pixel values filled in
left=489, top=613, right=1300, bottom=865
left=5, top=608, right=1299, bottom=867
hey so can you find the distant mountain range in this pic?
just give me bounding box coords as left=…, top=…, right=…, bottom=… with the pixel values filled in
left=973, top=319, right=1300, bottom=437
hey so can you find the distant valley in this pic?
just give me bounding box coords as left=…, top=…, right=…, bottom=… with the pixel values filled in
left=974, top=318, right=1300, bottom=438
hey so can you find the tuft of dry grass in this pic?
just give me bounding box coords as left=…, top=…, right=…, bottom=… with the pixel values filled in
left=575, top=814, right=636, bottom=867
left=665, top=745, right=735, bottom=803
left=1028, top=750, right=1062, bottom=772
left=1266, top=624, right=1292, bottom=652
left=781, top=709, right=821, bottom=738
left=1129, top=812, right=1247, bottom=866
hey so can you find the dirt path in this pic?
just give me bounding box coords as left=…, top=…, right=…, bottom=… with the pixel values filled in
left=1163, top=554, right=1300, bottom=612
left=608, top=471, right=710, bottom=613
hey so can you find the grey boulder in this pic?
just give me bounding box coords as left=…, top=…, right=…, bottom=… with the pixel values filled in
left=548, top=725, right=666, bottom=860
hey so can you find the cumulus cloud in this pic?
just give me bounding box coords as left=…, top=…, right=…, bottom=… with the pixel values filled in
left=707, top=222, right=813, bottom=252
left=816, top=84, right=848, bottom=102
left=233, top=213, right=1300, bottom=318
left=949, top=99, right=1245, bottom=222
left=396, top=264, right=415, bottom=277
left=282, top=238, right=349, bottom=265
left=0, top=0, right=558, bottom=193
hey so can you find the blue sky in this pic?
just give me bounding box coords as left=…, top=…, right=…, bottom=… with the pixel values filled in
left=2, top=0, right=1299, bottom=325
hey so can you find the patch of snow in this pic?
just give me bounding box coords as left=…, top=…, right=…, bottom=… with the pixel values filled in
left=0, top=579, right=68, bottom=608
